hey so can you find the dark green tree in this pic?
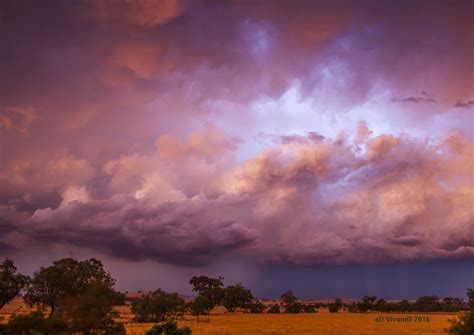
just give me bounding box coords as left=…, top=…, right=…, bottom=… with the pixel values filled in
left=267, top=304, right=280, bottom=314
left=328, top=304, right=339, bottom=313
left=56, top=281, right=125, bottom=334
left=285, top=302, right=303, bottom=313
left=6, top=311, right=67, bottom=335
left=189, top=276, right=224, bottom=309
left=221, top=284, right=254, bottom=312
left=302, top=304, right=316, bottom=313
left=145, top=320, right=191, bottom=335
left=24, top=257, right=115, bottom=316
left=187, top=295, right=210, bottom=322
left=0, top=258, right=29, bottom=309
left=132, top=289, right=185, bottom=322
left=248, top=300, right=265, bottom=313
left=280, top=290, right=297, bottom=305
left=448, top=289, right=474, bottom=335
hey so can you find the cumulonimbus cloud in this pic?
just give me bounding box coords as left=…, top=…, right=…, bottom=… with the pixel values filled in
left=0, top=126, right=472, bottom=266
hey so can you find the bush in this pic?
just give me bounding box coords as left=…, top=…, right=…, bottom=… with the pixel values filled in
left=328, top=304, right=339, bottom=313
left=222, top=284, right=254, bottom=312
left=267, top=304, right=280, bottom=314
left=285, top=302, right=303, bottom=313
left=248, top=300, right=265, bottom=313
left=187, top=295, right=210, bottom=322
left=448, top=289, right=474, bottom=334
left=6, top=311, right=67, bottom=334
left=303, top=304, right=317, bottom=313
left=145, top=320, right=192, bottom=335
left=132, top=289, right=185, bottom=322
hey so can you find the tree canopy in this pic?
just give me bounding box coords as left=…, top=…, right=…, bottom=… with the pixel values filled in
left=132, top=289, right=185, bottom=322
left=189, top=275, right=224, bottom=309
left=221, top=284, right=254, bottom=312
left=24, top=257, right=115, bottom=316
left=0, top=258, right=29, bottom=309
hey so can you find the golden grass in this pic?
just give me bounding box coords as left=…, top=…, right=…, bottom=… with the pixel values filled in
left=1, top=299, right=460, bottom=335
left=126, top=311, right=459, bottom=335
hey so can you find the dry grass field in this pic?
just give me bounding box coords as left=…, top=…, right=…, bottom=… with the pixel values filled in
left=126, top=311, right=459, bottom=335
left=1, top=298, right=461, bottom=335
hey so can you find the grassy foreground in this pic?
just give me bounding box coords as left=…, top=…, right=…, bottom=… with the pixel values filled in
left=126, top=311, right=459, bottom=335
left=1, top=298, right=460, bottom=335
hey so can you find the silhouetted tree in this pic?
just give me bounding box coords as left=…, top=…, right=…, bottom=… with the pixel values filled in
left=267, top=304, right=280, bottom=314
left=56, top=281, right=125, bottom=333
left=6, top=311, right=67, bottom=335
left=0, top=258, right=28, bottom=309
left=145, top=320, right=191, bottom=335
left=189, top=276, right=224, bottom=309
left=415, top=295, right=441, bottom=312
left=248, top=300, right=266, bottom=313
left=303, top=304, right=317, bottom=313
left=448, top=289, right=474, bottom=335
left=187, top=295, right=210, bottom=322
left=24, top=257, right=114, bottom=316
left=280, top=290, right=297, bottom=305
left=328, top=304, right=339, bottom=313
left=285, top=302, right=303, bottom=313
left=221, top=284, right=254, bottom=312
left=334, top=298, right=343, bottom=310
left=132, top=289, right=185, bottom=322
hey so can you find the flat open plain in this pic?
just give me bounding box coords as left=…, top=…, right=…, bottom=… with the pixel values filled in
left=1, top=298, right=461, bottom=335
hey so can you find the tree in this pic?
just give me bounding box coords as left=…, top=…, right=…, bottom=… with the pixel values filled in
left=359, top=296, right=377, bottom=312
left=267, top=304, right=280, bottom=314
left=334, top=298, right=343, bottom=310
left=221, top=284, right=254, bottom=312
left=189, top=276, right=224, bottom=309
left=56, top=282, right=125, bottom=334
left=132, top=289, right=185, bottom=322
left=448, top=289, right=474, bottom=334
left=303, top=304, right=316, bottom=313
left=280, top=290, right=297, bottom=305
left=6, top=311, right=67, bottom=335
left=415, top=295, right=441, bottom=312
left=285, top=302, right=303, bottom=313
left=328, top=304, right=339, bottom=313
left=0, top=258, right=29, bottom=309
left=248, top=300, right=265, bottom=313
left=145, top=320, right=191, bottom=335
left=187, top=295, right=210, bottom=322
left=280, top=290, right=302, bottom=313
left=24, top=257, right=115, bottom=316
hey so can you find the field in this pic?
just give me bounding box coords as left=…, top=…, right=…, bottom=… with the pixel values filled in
left=1, top=298, right=461, bottom=335
left=126, top=312, right=459, bottom=335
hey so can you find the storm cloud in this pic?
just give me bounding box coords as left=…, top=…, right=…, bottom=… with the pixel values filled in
left=0, top=0, right=472, bottom=270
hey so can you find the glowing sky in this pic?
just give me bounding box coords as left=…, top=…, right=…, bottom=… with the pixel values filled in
left=0, top=0, right=473, bottom=298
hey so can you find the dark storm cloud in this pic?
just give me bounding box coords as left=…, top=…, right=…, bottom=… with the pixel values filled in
left=0, top=0, right=472, bottom=268
left=9, top=195, right=257, bottom=266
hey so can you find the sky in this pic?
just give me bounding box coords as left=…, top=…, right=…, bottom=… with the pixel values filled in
left=0, top=0, right=473, bottom=299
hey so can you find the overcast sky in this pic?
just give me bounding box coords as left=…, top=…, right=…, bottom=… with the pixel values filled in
left=0, top=0, right=473, bottom=298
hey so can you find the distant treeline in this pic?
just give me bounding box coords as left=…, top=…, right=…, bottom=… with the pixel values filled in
left=0, top=257, right=473, bottom=335
left=344, top=295, right=467, bottom=313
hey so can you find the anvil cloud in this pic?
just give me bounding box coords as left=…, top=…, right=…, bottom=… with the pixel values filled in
left=0, top=0, right=473, bottom=275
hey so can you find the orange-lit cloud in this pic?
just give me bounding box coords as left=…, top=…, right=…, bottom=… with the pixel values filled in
left=0, top=0, right=472, bottom=268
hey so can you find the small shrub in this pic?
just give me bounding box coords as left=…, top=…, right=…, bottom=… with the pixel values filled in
left=285, top=302, right=303, bottom=313
left=328, top=304, right=339, bottom=313
left=267, top=304, right=280, bottom=314
left=248, top=300, right=266, bottom=313
left=303, top=304, right=317, bottom=313
left=145, top=320, right=192, bottom=335
left=6, top=311, right=67, bottom=334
